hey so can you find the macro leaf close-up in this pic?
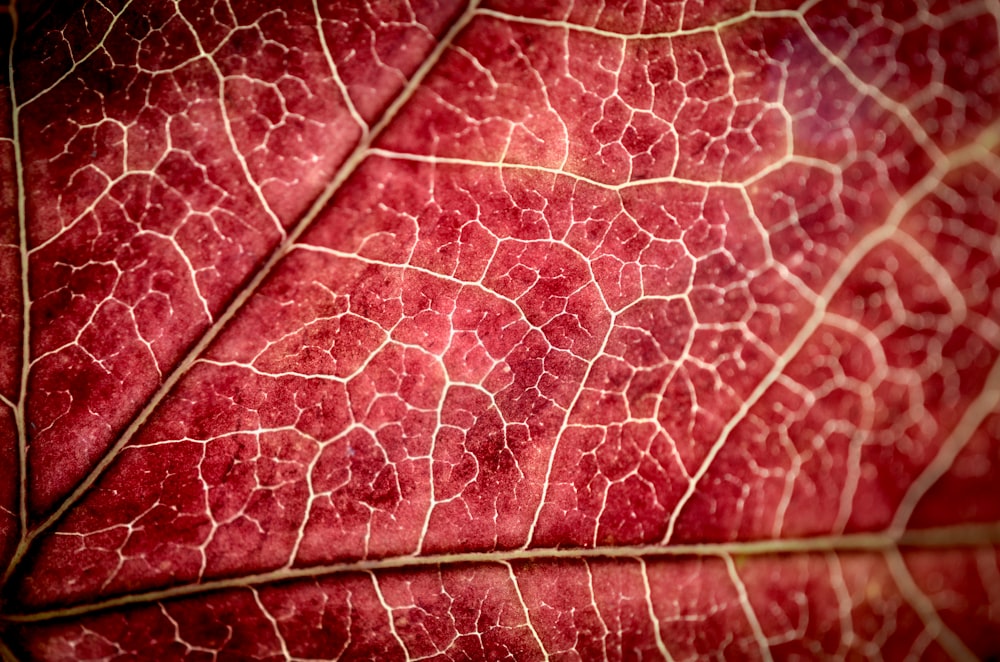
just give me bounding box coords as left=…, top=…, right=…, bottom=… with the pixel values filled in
left=1, top=0, right=999, bottom=659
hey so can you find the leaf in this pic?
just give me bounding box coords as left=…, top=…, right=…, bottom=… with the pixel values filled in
left=1, top=0, right=999, bottom=659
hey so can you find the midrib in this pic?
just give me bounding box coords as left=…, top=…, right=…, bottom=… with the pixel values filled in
left=4, top=521, right=999, bottom=624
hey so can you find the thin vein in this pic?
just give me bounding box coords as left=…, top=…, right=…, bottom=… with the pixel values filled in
left=311, top=0, right=368, bottom=138
left=885, top=547, right=977, bottom=661
left=475, top=7, right=805, bottom=40
left=172, top=9, right=286, bottom=242
left=639, top=557, right=673, bottom=661
left=366, top=148, right=834, bottom=190
left=18, top=0, right=135, bottom=108
left=722, top=553, right=773, bottom=662
left=891, top=353, right=1000, bottom=534
left=504, top=560, right=549, bottom=660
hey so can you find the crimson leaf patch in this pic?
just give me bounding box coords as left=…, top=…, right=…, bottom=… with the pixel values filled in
left=1, top=0, right=999, bottom=659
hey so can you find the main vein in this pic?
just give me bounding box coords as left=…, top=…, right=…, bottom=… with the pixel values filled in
left=5, top=0, right=29, bottom=585
left=3, top=522, right=998, bottom=624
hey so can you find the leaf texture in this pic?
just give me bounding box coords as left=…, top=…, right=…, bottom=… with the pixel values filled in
left=1, top=0, right=999, bottom=659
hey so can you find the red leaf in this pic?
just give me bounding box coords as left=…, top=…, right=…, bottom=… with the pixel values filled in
left=2, top=0, right=999, bottom=659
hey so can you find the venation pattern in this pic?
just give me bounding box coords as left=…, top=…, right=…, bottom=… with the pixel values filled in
left=0, top=0, right=998, bottom=659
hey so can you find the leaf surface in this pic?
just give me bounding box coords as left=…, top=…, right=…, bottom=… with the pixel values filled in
left=1, top=0, right=999, bottom=659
